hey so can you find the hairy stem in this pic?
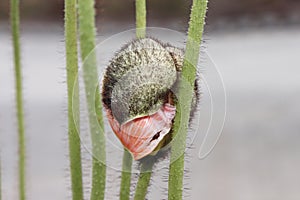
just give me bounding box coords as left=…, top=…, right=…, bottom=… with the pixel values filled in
left=10, top=0, right=26, bottom=199
left=119, top=150, right=133, bottom=200
left=64, top=0, right=84, bottom=199
left=133, top=160, right=154, bottom=200
left=77, top=0, right=106, bottom=199
left=135, top=0, right=146, bottom=38
left=168, top=0, right=208, bottom=199
left=133, top=0, right=154, bottom=199
left=120, top=0, right=151, bottom=200
left=119, top=0, right=147, bottom=199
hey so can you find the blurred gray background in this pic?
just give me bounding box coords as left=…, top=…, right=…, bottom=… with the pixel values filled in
left=1, top=0, right=300, bottom=25
left=0, top=0, right=300, bottom=199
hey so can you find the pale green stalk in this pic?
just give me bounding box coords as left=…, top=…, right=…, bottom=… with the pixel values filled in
left=120, top=0, right=148, bottom=199
left=10, top=0, right=26, bottom=199
left=118, top=0, right=149, bottom=193
left=133, top=160, right=154, bottom=200
left=119, top=150, right=132, bottom=200
left=77, top=0, right=106, bottom=199
left=168, top=0, right=208, bottom=199
left=64, top=0, right=84, bottom=199
left=135, top=0, right=146, bottom=38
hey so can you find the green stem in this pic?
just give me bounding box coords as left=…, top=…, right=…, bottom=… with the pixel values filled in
left=77, top=0, right=106, bottom=199
left=64, top=0, right=84, bottom=199
left=10, top=0, right=26, bottom=199
left=133, top=160, right=154, bottom=200
left=119, top=0, right=148, bottom=199
left=133, top=0, right=154, bottom=199
left=119, top=0, right=147, bottom=199
left=135, top=0, right=146, bottom=38
left=119, top=150, right=133, bottom=200
left=168, top=0, right=208, bottom=199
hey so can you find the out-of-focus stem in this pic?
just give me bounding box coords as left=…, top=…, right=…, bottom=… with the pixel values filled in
left=136, top=0, right=147, bottom=38
left=77, top=0, right=106, bottom=199
left=10, top=0, right=26, bottom=199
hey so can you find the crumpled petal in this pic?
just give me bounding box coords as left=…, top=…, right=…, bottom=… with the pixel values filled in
left=106, top=103, right=176, bottom=160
